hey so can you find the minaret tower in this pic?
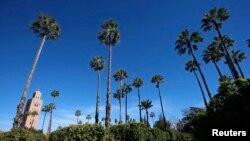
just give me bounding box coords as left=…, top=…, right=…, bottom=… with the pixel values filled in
left=21, top=90, right=43, bottom=129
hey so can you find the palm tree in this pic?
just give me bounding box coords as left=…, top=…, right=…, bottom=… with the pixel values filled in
left=41, top=105, right=50, bottom=131
left=47, top=90, right=59, bottom=136
left=75, top=110, right=82, bottom=124
left=98, top=19, right=120, bottom=127
left=141, top=99, right=153, bottom=125
left=132, top=77, right=143, bottom=122
left=47, top=103, right=55, bottom=137
left=203, top=45, right=224, bottom=79
left=13, top=15, right=60, bottom=128
left=151, top=74, right=166, bottom=123
left=185, top=60, right=208, bottom=108
left=30, top=111, right=38, bottom=128
left=51, top=90, right=59, bottom=103
left=86, top=115, right=92, bottom=123
left=231, top=50, right=247, bottom=78
left=201, top=7, right=239, bottom=79
left=90, top=56, right=105, bottom=124
left=175, top=29, right=212, bottom=99
left=150, top=112, right=155, bottom=126
left=122, top=83, right=132, bottom=123
left=113, top=89, right=125, bottom=123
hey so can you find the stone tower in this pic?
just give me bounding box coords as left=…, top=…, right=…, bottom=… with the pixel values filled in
left=21, top=90, right=43, bottom=129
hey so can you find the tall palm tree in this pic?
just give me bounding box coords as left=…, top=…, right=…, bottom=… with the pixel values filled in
left=90, top=56, right=105, bottom=124
left=86, top=115, right=91, bottom=123
left=98, top=19, right=120, bottom=127
left=113, top=89, right=125, bottom=123
left=203, top=45, right=224, bottom=79
left=132, top=77, right=143, bottom=122
left=201, top=7, right=239, bottom=79
left=47, top=90, right=59, bottom=136
left=30, top=111, right=38, bottom=128
left=13, top=15, right=60, bottom=128
left=150, top=112, right=155, bottom=125
left=175, top=29, right=212, bottom=99
left=75, top=110, right=82, bottom=124
left=113, top=69, right=128, bottom=122
left=47, top=103, right=55, bottom=137
left=41, top=105, right=50, bottom=131
left=151, top=75, right=166, bottom=123
left=122, top=83, right=132, bottom=123
left=141, top=99, right=153, bottom=125
left=185, top=60, right=208, bottom=108
left=231, top=50, right=247, bottom=78
left=51, top=90, right=59, bottom=103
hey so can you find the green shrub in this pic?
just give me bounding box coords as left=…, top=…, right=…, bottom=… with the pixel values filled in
left=109, top=122, right=171, bottom=141
left=0, top=128, right=47, bottom=141
left=49, top=124, right=105, bottom=141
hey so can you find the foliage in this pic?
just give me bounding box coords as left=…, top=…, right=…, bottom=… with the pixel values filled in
left=109, top=123, right=170, bottom=141
left=154, top=114, right=171, bottom=131
left=49, top=124, right=105, bottom=141
left=178, top=78, right=250, bottom=140
left=0, top=128, right=47, bottom=141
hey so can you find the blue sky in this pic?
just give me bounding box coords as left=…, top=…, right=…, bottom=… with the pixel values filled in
left=0, top=0, right=250, bottom=131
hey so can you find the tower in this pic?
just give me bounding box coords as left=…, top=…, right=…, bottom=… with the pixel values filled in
left=21, top=90, right=43, bottom=129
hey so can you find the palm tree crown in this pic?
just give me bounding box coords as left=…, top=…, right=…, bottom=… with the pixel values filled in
left=122, top=83, right=132, bottom=94
left=151, top=74, right=164, bottom=88
left=231, top=50, right=247, bottom=63
left=132, top=77, right=143, bottom=88
left=75, top=110, right=81, bottom=117
left=51, top=90, right=59, bottom=98
left=98, top=19, right=120, bottom=46
left=203, top=46, right=223, bottom=64
left=90, top=56, right=105, bottom=71
left=185, top=60, right=199, bottom=72
left=175, top=29, right=203, bottom=56
left=113, top=69, right=128, bottom=81
left=31, top=15, right=60, bottom=40
left=201, top=7, right=229, bottom=31
left=141, top=99, right=153, bottom=110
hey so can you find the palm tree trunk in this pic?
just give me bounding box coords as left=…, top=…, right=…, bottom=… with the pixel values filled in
left=119, top=80, right=123, bottom=123
left=193, top=71, right=208, bottom=109
left=95, top=71, right=100, bottom=124
left=215, top=25, right=239, bottom=79
left=47, top=110, right=53, bottom=137
left=157, top=86, right=166, bottom=123
left=41, top=112, right=47, bottom=131
left=105, top=45, right=112, bottom=128
left=189, top=46, right=212, bottom=99
left=137, top=88, right=142, bottom=122
left=125, top=92, right=128, bottom=124
left=212, top=59, right=223, bottom=79
left=152, top=117, right=154, bottom=126
left=77, top=116, right=79, bottom=124
left=146, top=110, right=149, bottom=125
left=13, top=35, right=47, bottom=128
left=235, top=61, right=245, bottom=78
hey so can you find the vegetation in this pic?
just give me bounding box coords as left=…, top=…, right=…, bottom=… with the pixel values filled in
left=0, top=128, right=47, bottom=141
left=9, top=6, right=249, bottom=141
left=13, top=14, right=60, bottom=128
left=90, top=56, right=105, bottom=124
left=98, top=19, right=120, bottom=128
left=132, top=77, right=143, bottom=122
left=151, top=75, right=167, bottom=126
left=75, top=110, right=82, bottom=124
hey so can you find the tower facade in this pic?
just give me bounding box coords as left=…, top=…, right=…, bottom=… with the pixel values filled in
left=21, top=91, right=43, bottom=129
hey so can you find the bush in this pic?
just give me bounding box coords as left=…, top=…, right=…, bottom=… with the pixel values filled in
left=0, top=128, right=47, bottom=141
left=109, top=122, right=171, bottom=141
left=49, top=124, right=105, bottom=141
